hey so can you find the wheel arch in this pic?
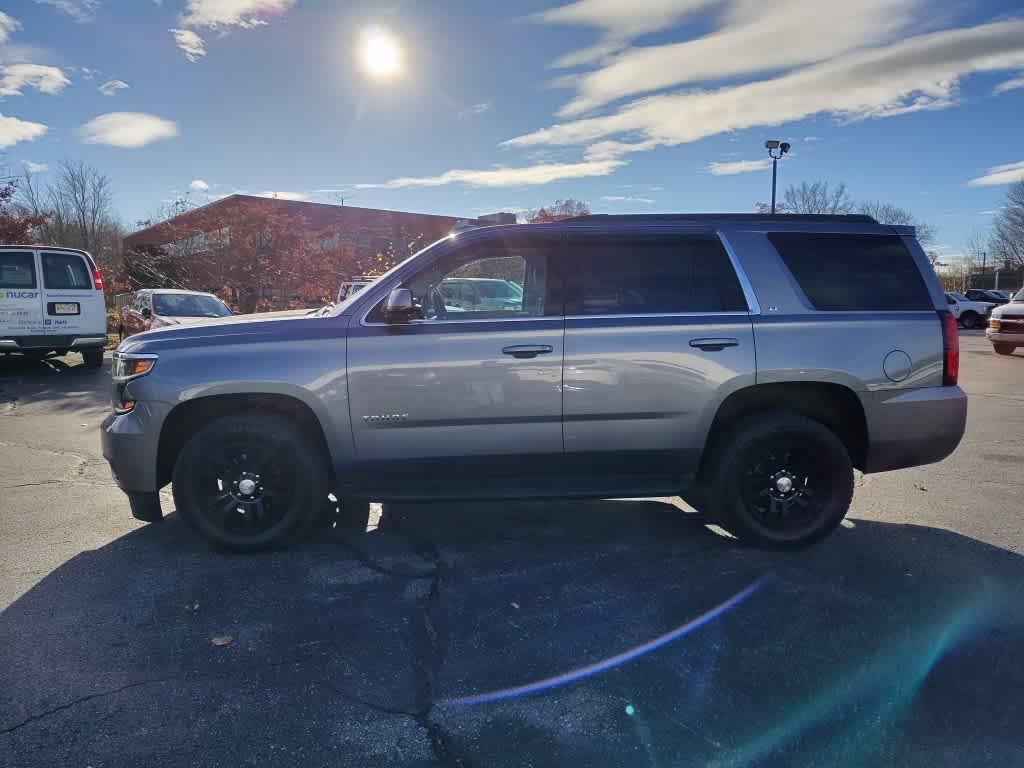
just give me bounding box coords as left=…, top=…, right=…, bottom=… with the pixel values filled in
left=156, top=389, right=338, bottom=489
left=697, top=381, right=868, bottom=480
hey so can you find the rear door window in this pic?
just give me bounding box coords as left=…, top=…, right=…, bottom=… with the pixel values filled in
left=0, top=251, right=37, bottom=288
left=768, top=233, right=932, bottom=311
left=562, top=236, right=748, bottom=315
left=41, top=252, right=92, bottom=289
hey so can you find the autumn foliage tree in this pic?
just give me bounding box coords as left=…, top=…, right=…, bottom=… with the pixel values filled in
left=0, top=180, right=47, bottom=242
left=121, top=196, right=448, bottom=312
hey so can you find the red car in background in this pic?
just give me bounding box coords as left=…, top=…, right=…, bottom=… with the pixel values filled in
left=119, top=289, right=233, bottom=339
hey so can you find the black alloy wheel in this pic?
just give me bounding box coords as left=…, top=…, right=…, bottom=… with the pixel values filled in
left=172, top=413, right=326, bottom=551
left=708, top=412, right=854, bottom=547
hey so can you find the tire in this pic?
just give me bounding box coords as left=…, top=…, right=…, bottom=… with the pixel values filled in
left=993, top=343, right=1016, bottom=355
left=706, top=412, right=854, bottom=548
left=960, top=311, right=978, bottom=329
left=171, top=412, right=328, bottom=551
left=82, top=347, right=104, bottom=368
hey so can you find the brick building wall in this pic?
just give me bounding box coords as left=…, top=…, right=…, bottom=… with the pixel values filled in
left=122, top=195, right=510, bottom=309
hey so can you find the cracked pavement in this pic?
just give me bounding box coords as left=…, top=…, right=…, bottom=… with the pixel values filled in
left=2, top=334, right=1023, bottom=767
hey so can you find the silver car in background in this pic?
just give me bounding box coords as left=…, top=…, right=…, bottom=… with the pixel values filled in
left=102, top=214, right=966, bottom=551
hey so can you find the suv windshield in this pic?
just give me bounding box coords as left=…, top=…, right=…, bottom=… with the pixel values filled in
left=153, top=293, right=232, bottom=317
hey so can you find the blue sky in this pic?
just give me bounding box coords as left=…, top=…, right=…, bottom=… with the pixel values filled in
left=2, top=0, right=1024, bottom=259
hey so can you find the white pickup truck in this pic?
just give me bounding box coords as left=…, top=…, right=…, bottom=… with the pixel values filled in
left=944, top=292, right=995, bottom=329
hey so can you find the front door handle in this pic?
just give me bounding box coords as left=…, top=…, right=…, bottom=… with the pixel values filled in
left=502, top=345, right=554, bottom=359
left=689, top=337, right=739, bottom=352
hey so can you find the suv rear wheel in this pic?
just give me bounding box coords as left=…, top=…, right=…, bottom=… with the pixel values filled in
left=959, top=311, right=979, bottom=329
left=172, top=413, right=327, bottom=551
left=707, top=412, right=854, bottom=547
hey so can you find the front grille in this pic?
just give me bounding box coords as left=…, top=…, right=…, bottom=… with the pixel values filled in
left=15, top=335, right=75, bottom=348
left=998, top=319, right=1024, bottom=333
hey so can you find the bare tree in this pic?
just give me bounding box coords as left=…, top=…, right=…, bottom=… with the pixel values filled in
left=522, top=198, right=591, bottom=223
left=991, top=180, right=1024, bottom=270
left=858, top=200, right=936, bottom=246
left=16, top=159, right=123, bottom=266
left=782, top=181, right=854, bottom=215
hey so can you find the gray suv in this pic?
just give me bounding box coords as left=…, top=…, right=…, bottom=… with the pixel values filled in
left=101, top=214, right=966, bottom=551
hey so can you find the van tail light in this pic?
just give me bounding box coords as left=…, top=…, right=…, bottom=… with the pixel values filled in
left=92, top=268, right=104, bottom=291
left=939, top=310, right=959, bottom=386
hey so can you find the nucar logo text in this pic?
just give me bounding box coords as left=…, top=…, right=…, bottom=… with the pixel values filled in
left=5, top=290, right=39, bottom=299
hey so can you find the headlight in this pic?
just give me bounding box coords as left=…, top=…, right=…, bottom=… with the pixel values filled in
left=989, top=318, right=1001, bottom=330
left=112, top=352, right=158, bottom=380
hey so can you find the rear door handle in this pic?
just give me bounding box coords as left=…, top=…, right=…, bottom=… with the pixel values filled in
left=502, top=345, right=553, bottom=359
left=689, top=337, right=739, bottom=351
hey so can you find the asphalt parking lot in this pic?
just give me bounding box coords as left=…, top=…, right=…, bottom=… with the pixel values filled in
left=1, top=332, right=1022, bottom=767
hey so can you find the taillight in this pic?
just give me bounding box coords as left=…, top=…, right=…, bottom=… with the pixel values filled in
left=92, top=268, right=104, bottom=290
left=939, top=310, right=959, bottom=386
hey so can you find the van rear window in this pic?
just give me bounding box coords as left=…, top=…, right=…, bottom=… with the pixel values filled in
left=0, top=251, right=36, bottom=289
left=768, top=233, right=932, bottom=311
left=42, top=252, right=92, bottom=290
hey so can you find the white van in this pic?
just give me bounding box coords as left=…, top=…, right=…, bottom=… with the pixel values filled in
left=0, top=245, right=107, bottom=367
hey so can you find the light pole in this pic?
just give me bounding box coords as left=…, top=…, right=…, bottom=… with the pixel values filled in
left=764, top=140, right=790, bottom=214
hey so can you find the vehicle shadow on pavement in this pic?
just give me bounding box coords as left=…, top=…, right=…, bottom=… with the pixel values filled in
left=1, top=499, right=1022, bottom=767
left=0, top=353, right=110, bottom=414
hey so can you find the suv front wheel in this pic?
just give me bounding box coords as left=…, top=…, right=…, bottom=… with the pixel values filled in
left=707, top=412, right=854, bottom=547
left=172, top=412, right=327, bottom=551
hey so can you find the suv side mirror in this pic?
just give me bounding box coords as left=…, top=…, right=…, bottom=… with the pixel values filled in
left=141, top=307, right=152, bottom=319
left=384, top=288, right=421, bottom=323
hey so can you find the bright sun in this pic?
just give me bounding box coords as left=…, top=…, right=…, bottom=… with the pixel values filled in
left=360, top=28, right=402, bottom=79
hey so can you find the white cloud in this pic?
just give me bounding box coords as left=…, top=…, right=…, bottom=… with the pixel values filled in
left=32, top=0, right=99, bottom=23
left=706, top=158, right=771, bottom=175
left=0, top=112, right=47, bottom=148
left=190, top=178, right=210, bottom=191
left=180, top=0, right=297, bottom=28
left=170, top=29, right=206, bottom=62
left=601, top=194, right=655, bottom=203
left=256, top=191, right=308, bottom=201
left=993, top=74, right=1024, bottom=94
left=170, top=1, right=297, bottom=61
left=505, top=20, right=1024, bottom=156
left=458, top=101, right=492, bottom=118
left=355, top=159, right=625, bottom=189
left=0, top=12, right=21, bottom=45
left=534, top=0, right=718, bottom=68
left=551, top=0, right=920, bottom=116
left=0, top=64, right=70, bottom=96
left=98, top=78, right=129, bottom=96
left=23, top=160, right=48, bottom=173
left=79, top=112, right=179, bottom=148
left=967, top=160, right=1024, bottom=187
left=803, top=135, right=819, bottom=142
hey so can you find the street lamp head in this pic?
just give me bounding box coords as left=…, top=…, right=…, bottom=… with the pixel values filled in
left=780, top=142, right=791, bottom=155
left=764, top=139, right=780, bottom=150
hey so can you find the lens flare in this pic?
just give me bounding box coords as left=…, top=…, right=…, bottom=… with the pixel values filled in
left=440, top=575, right=770, bottom=708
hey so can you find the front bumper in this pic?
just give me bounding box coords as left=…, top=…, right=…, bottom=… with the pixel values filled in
left=861, top=385, right=967, bottom=473
left=100, top=400, right=169, bottom=493
left=985, top=329, right=1024, bottom=344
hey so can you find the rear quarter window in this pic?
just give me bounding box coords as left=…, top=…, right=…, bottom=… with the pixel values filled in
left=768, top=233, right=932, bottom=311
left=0, top=251, right=36, bottom=289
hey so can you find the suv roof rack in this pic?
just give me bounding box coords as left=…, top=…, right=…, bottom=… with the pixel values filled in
left=565, top=213, right=879, bottom=224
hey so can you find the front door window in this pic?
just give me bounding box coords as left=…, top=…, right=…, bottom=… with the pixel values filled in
left=370, top=241, right=550, bottom=322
